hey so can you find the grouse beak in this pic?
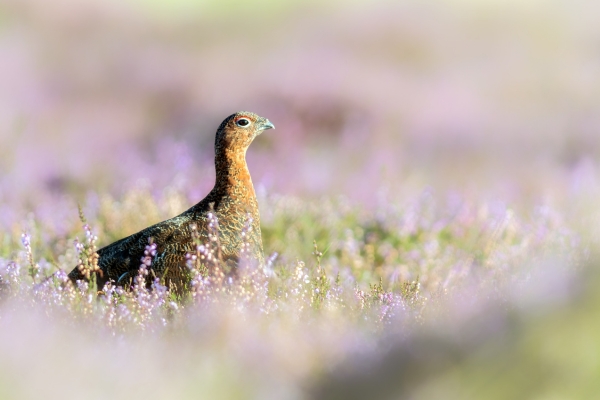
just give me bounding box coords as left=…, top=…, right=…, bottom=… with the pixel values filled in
left=258, top=119, right=275, bottom=133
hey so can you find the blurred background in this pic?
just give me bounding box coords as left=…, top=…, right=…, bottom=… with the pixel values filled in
left=1, top=0, right=599, bottom=212
left=1, top=1, right=600, bottom=399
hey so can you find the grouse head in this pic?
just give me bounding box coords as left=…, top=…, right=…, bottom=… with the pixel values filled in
left=215, top=111, right=274, bottom=154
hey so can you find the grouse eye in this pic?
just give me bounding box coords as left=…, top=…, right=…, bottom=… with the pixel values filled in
left=236, top=118, right=250, bottom=127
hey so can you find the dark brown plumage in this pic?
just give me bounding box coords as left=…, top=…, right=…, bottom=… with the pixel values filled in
left=68, top=111, right=274, bottom=291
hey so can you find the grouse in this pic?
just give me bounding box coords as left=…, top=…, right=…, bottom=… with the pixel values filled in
left=68, top=111, right=274, bottom=291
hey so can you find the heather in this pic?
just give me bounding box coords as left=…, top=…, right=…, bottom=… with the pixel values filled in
left=1, top=1, right=600, bottom=399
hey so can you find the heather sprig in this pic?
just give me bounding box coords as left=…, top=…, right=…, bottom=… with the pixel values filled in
left=311, top=240, right=331, bottom=309
left=21, top=232, right=37, bottom=283
left=186, top=210, right=229, bottom=302
left=73, top=224, right=102, bottom=288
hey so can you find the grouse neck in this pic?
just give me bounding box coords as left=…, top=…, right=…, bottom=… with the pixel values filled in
left=213, top=147, right=255, bottom=198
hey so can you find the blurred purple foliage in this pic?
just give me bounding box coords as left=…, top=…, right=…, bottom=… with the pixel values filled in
left=0, top=0, right=599, bottom=220
left=0, top=1, right=599, bottom=398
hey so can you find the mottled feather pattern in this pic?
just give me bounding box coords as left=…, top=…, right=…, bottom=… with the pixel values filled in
left=69, top=112, right=273, bottom=291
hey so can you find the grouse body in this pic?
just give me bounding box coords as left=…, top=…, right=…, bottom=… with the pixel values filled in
left=68, top=111, right=274, bottom=291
